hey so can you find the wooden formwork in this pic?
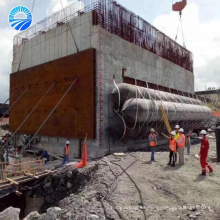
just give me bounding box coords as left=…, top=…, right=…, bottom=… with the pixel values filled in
left=0, top=159, right=43, bottom=183
left=0, top=159, right=54, bottom=194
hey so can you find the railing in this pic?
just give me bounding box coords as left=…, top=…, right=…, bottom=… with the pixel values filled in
left=0, top=159, right=43, bottom=182
left=13, top=0, right=98, bottom=46
left=13, top=0, right=193, bottom=72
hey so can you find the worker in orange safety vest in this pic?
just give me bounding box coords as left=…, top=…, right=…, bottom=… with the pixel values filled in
left=177, top=128, right=186, bottom=165
left=162, top=131, right=177, bottom=167
left=62, top=141, right=70, bottom=166
left=148, top=128, right=158, bottom=162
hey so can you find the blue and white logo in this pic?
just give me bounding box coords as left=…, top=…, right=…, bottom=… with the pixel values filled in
left=9, top=6, right=32, bottom=31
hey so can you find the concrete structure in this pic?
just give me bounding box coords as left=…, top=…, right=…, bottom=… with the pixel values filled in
left=11, top=0, right=198, bottom=158
left=195, top=89, right=220, bottom=103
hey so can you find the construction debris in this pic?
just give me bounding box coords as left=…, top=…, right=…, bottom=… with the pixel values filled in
left=113, top=153, right=126, bottom=157
left=18, top=139, right=220, bottom=220
left=0, top=207, right=20, bottom=220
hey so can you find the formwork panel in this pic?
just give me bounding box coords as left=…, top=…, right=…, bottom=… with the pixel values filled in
left=10, top=48, right=96, bottom=139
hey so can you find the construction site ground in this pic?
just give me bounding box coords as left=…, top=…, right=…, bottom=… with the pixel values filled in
left=24, top=138, right=220, bottom=220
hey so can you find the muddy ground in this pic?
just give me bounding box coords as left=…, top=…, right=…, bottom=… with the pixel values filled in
left=24, top=138, right=220, bottom=220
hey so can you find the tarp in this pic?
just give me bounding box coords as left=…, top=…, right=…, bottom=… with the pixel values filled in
left=212, top=112, right=220, bottom=118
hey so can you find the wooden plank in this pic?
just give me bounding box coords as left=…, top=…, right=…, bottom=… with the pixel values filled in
left=45, top=170, right=55, bottom=173
left=24, top=172, right=39, bottom=179
left=18, top=177, right=34, bottom=184
left=113, top=153, right=126, bottom=157
left=0, top=183, right=13, bottom=189
left=6, top=177, right=19, bottom=185
left=15, top=190, right=22, bottom=196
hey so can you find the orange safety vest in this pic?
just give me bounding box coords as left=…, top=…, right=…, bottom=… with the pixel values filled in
left=177, top=134, right=185, bottom=147
left=169, top=138, right=176, bottom=152
left=65, top=145, right=69, bottom=155
left=149, top=134, right=157, bottom=147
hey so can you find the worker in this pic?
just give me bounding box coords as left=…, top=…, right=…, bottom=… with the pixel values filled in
left=174, top=125, right=180, bottom=140
left=148, top=128, right=157, bottom=161
left=62, top=141, right=70, bottom=166
left=186, top=132, right=191, bottom=154
left=22, top=135, right=27, bottom=145
left=177, top=128, right=185, bottom=165
left=42, top=150, right=49, bottom=163
left=162, top=131, right=177, bottom=167
left=23, top=134, right=31, bottom=149
left=0, top=140, right=5, bottom=162
left=199, top=130, right=213, bottom=176
left=174, top=125, right=180, bottom=162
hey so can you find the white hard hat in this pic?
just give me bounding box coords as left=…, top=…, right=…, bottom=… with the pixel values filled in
left=150, top=128, right=155, bottom=133
left=175, top=125, right=180, bottom=129
left=66, top=141, right=70, bottom=145
left=179, top=128, right=184, bottom=133
left=171, top=131, right=175, bottom=136
left=200, top=130, right=207, bottom=135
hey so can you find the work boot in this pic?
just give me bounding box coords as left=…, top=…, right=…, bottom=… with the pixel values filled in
left=207, top=165, right=213, bottom=173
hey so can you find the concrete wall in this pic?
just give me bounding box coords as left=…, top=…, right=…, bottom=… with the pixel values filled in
left=12, top=11, right=194, bottom=158
left=99, top=28, right=194, bottom=94
left=196, top=93, right=220, bottom=102
left=12, top=12, right=93, bottom=72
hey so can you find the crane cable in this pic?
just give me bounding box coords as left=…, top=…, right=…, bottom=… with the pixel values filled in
left=59, top=0, right=79, bottom=52
left=175, top=14, right=186, bottom=48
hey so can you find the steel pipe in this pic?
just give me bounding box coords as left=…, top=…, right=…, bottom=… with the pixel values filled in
left=111, top=83, right=202, bottom=108
left=122, top=98, right=211, bottom=124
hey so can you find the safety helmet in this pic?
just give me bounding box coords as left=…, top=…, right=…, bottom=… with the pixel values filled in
left=171, top=131, right=175, bottom=136
left=200, top=130, right=207, bottom=135
left=66, top=141, right=70, bottom=145
left=175, top=125, right=180, bottom=129
left=179, top=128, right=184, bottom=133
left=150, top=128, right=155, bottom=133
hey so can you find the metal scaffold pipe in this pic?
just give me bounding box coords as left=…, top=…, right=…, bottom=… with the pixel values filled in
left=0, top=90, right=17, bottom=110
left=1, top=82, right=56, bottom=151
left=0, top=87, right=29, bottom=121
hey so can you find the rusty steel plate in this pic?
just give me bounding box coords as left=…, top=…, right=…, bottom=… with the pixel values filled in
left=10, top=48, right=96, bottom=139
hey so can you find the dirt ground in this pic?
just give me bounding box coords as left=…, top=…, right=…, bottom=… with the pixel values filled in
left=99, top=139, right=220, bottom=220
left=25, top=138, right=220, bottom=220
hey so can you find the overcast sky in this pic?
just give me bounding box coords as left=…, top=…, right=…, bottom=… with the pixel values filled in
left=0, top=0, right=220, bottom=102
